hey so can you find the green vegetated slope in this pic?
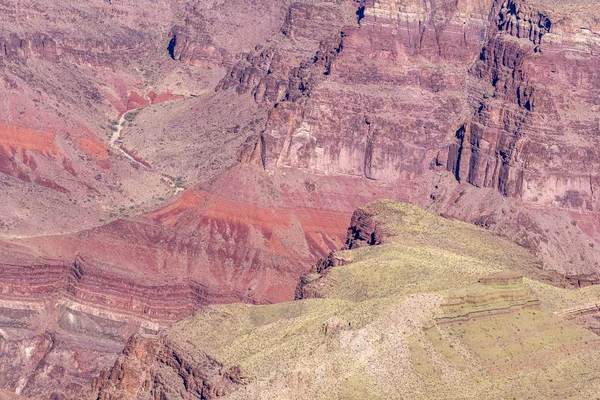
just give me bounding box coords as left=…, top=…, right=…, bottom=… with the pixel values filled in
left=169, top=200, right=600, bottom=399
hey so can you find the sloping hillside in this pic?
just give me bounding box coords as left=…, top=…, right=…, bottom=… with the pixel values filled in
left=95, top=200, right=600, bottom=399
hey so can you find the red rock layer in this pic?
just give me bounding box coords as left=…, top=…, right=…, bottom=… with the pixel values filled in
left=0, top=258, right=202, bottom=322
left=1, top=165, right=403, bottom=321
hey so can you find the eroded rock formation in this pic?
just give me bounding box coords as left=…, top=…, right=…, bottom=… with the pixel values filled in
left=92, top=335, right=245, bottom=400
left=3, top=0, right=600, bottom=397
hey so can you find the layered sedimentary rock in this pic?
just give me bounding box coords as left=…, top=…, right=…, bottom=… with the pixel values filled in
left=345, top=207, right=385, bottom=249
left=0, top=236, right=163, bottom=398
left=1, top=0, right=599, bottom=303
left=557, top=302, right=600, bottom=336
left=0, top=0, right=323, bottom=237
left=216, top=0, right=600, bottom=278
left=0, top=293, right=159, bottom=399
left=3, top=0, right=600, bottom=398
left=431, top=0, right=600, bottom=275
left=0, top=256, right=208, bottom=321
left=244, top=0, right=491, bottom=179
left=0, top=170, right=362, bottom=311
left=435, top=271, right=541, bottom=324
left=441, top=0, right=599, bottom=203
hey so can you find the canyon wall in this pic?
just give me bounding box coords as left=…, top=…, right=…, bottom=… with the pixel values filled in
left=219, top=0, right=600, bottom=276
left=3, top=0, right=600, bottom=398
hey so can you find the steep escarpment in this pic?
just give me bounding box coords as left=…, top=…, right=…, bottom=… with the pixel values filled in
left=428, top=0, right=600, bottom=277
left=456, top=0, right=600, bottom=199
left=442, top=0, right=560, bottom=199
left=247, top=0, right=490, bottom=179
left=214, top=0, right=600, bottom=279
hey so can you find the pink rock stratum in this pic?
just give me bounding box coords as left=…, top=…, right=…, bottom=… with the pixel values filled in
left=2, top=0, right=600, bottom=398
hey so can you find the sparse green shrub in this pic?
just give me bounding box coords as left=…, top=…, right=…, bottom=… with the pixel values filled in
left=124, top=110, right=139, bottom=123
left=173, top=176, right=186, bottom=189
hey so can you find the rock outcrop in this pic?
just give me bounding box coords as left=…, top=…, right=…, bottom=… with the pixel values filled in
left=345, top=207, right=385, bottom=249
left=296, top=203, right=389, bottom=299
left=92, top=335, right=245, bottom=400
left=435, top=271, right=541, bottom=324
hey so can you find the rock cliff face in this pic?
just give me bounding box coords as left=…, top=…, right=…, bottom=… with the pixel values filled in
left=442, top=0, right=600, bottom=205
left=219, top=0, right=600, bottom=277
left=243, top=0, right=490, bottom=179
left=3, top=0, right=600, bottom=398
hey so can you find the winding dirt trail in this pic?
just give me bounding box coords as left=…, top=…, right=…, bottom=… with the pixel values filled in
left=109, top=109, right=146, bottom=167
left=110, top=111, right=129, bottom=146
